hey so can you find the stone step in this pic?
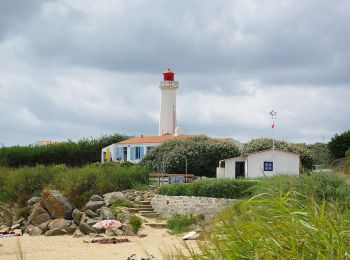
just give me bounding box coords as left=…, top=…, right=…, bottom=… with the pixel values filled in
left=137, top=201, right=151, bottom=206
left=129, top=207, right=153, bottom=213
left=145, top=223, right=167, bottom=229
left=136, top=204, right=152, bottom=209
left=140, top=212, right=159, bottom=218
left=138, top=210, right=155, bottom=214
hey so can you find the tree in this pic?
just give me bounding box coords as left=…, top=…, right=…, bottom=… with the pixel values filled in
left=328, top=131, right=350, bottom=160
left=242, top=138, right=314, bottom=170
left=141, top=136, right=240, bottom=177
left=307, top=143, right=332, bottom=167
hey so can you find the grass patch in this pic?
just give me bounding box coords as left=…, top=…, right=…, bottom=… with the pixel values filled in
left=111, top=199, right=135, bottom=208
left=167, top=214, right=204, bottom=234
left=129, top=215, right=142, bottom=234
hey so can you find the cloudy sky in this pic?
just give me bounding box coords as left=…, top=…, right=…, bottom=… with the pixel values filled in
left=0, top=0, right=349, bottom=146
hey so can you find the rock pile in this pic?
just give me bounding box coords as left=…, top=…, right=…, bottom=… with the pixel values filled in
left=0, top=189, right=152, bottom=238
left=122, top=189, right=156, bottom=202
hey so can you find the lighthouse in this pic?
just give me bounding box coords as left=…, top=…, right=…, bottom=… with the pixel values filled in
left=159, top=69, right=179, bottom=136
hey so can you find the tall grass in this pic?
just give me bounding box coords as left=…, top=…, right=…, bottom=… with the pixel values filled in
left=170, top=174, right=350, bottom=259
left=0, top=164, right=149, bottom=208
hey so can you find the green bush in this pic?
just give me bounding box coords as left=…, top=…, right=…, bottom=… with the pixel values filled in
left=307, top=142, right=332, bottom=167
left=243, top=137, right=314, bottom=170
left=0, top=164, right=150, bottom=208
left=328, top=130, right=350, bottom=160
left=158, top=178, right=256, bottom=199
left=0, top=133, right=128, bottom=167
left=129, top=215, right=142, bottom=234
left=111, top=199, right=135, bottom=208
left=167, top=214, right=203, bottom=234
left=141, top=136, right=239, bottom=177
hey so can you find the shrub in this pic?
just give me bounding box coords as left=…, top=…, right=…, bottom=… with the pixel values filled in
left=129, top=215, right=142, bottom=234
left=167, top=214, right=203, bottom=234
left=0, top=164, right=150, bottom=208
left=243, top=137, right=314, bottom=170
left=0, top=133, right=128, bottom=167
left=111, top=199, right=135, bottom=208
left=307, top=142, right=332, bottom=167
left=141, top=136, right=239, bottom=177
left=158, top=178, right=256, bottom=199
left=328, top=130, right=350, bottom=160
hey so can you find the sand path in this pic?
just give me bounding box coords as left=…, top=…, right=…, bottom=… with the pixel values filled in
left=0, top=224, right=195, bottom=260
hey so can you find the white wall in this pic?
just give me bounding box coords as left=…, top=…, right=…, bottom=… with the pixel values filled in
left=224, top=156, right=246, bottom=178
left=247, top=150, right=300, bottom=178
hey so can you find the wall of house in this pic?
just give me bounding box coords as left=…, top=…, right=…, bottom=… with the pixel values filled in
left=247, top=150, right=300, bottom=178
left=151, top=194, right=234, bottom=219
left=115, top=143, right=160, bottom=163
left=224, top=156, right=246, bottom=178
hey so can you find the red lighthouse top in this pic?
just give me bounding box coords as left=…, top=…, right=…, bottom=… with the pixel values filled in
left=163, top=68, right=174, bottom=81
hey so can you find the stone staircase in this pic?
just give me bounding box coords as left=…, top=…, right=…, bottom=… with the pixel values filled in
left=129, top=200, right=159, bottom=218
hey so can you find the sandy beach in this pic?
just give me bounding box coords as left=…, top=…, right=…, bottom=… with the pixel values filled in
left=0, top=224, right=195, bottom=260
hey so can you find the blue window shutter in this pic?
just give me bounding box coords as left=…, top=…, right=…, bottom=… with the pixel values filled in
left=130, top=147, right=135, bottom=160
left=116, top=147, right=121, bottom=159
left=140, top=147, right=144, bottom=159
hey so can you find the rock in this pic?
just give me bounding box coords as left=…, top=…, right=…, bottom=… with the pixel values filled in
left=30, top=226, right=43, bottom=236
left=79, top=222, right=96, bottom=234
left=48, top=219, right=71, bottom=230
left=41, top=189, right=73, bottom=219
left=90, top=195, right=103, bottom=201
left=27, top=197, right=41, bottom=205
left=86, top=210, right=99, bottom=218
left=73, top=229, right=84, bottom=238
left=38, top=221, right=50, bottom=233
left=182, top=231, right=200, bottom=240
left=100, top=207, right=115, bottom=220
left=103, top=192, right=125, bottom=206
left=105, top=227, right=124, bottom=237
left=72, top=209, right=83, bottom=225
left=79, top=214, right=89, bottom=224
left=86, top=218, right=101, bottom=227
left=45, top=228, right=67, bottom=236
left=28, top=203, right=51, bottom=225
left=65, top=225, right=77, bottom=234
left=85, top=201, right=105, bottom=211
left=137, top=232, right=147, bottom=238
left=13, top=218, right=25, bottom=226
left=121, top=224, right=135, bottom=236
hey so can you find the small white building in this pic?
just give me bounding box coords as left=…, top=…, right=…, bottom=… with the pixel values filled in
left=217, top=149, right=300, bottom=179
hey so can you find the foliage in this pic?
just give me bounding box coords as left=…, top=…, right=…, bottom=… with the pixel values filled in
left=141, top=136, right=239, bottom=177
left=158, top=178, right=256, bottom=199
left=111, top=199, right=135, bottom=208
left=0, top=164, right=149, bottom=208
left=172, top=175, right=350, bottom=259
left=328, top=130, right=350, bottom=160
left=307, top=142, right=332, bottom=167
left=167, top=214, right=204, bottom=234
left=243, top=137, right=314, bottom=169
left=346, top=148, right=350, bottom=157
left=129, top=215, right=142, bottom=234
left=0, top=133, right=128, bottom=167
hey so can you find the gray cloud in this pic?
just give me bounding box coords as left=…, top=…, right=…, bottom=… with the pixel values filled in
left=0, top=0, right=349, bottom=146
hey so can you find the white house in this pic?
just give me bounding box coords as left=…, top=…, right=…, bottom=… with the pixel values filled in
left=217, top=149, right=300, bottom=179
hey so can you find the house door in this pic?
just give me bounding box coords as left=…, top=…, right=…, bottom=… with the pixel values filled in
left=123, top=147, right=127, bottom=161
left=235, top=161, right=245, bottom=178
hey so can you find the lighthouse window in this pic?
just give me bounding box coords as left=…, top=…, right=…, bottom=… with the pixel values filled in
left=135, top=147, right=141, bottom=159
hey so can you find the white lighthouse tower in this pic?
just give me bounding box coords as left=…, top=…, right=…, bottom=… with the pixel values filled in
left=159, top=69, right=179, bottom=136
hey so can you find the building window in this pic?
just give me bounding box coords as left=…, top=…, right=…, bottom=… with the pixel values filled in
left=264, top=161, right=273, bottom=171
left=135, top=147, right=141, bottom=160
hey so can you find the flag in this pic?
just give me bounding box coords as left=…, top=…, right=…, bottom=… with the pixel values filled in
left=271, top=122, right=275, bottom=128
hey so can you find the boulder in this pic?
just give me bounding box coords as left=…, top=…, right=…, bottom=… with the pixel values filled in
left=121, top=224, right=135, bottom=236
left=182, top=231, right=200, bottom=240
left=103, top=192, right=125, bottom=206
left=85, top=201, right=105, bottom=211
left=105, top=227, right=123, bottom=237
left=27, top=197, right=41, bottom=205
left=41, top=189, right=73, bottom=219
left=79, top=222, right=96, bottom=234
left=86, top=218, right=101, bottom=227
left=90, top=195, right=103, bottom=201
left=28, top=203, right=51, bottom=225
left=12, top=218, right=25, bottom=226
left=48, top=219, right=71, bottom=230
left=73, top=229, right=84, bottom=238
left=30, top=226, right=43, bottom=236
left=65, top=225, right=78, bottom=234
left=10, top=223, right=20, bottom=230
left=38, top=221, right=50, bottom=233
left=100, top=207, right=115, bottom=220
left=72, top=209, right=83, bottom=225
left=86, top=210, right=99, bottom=218
left=45, top=228, right=67, bottom=236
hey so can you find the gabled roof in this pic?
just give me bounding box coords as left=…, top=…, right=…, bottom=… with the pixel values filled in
left=116, top=134, right=201, bottom=145
left=224, top=148, right=300, bottom=161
